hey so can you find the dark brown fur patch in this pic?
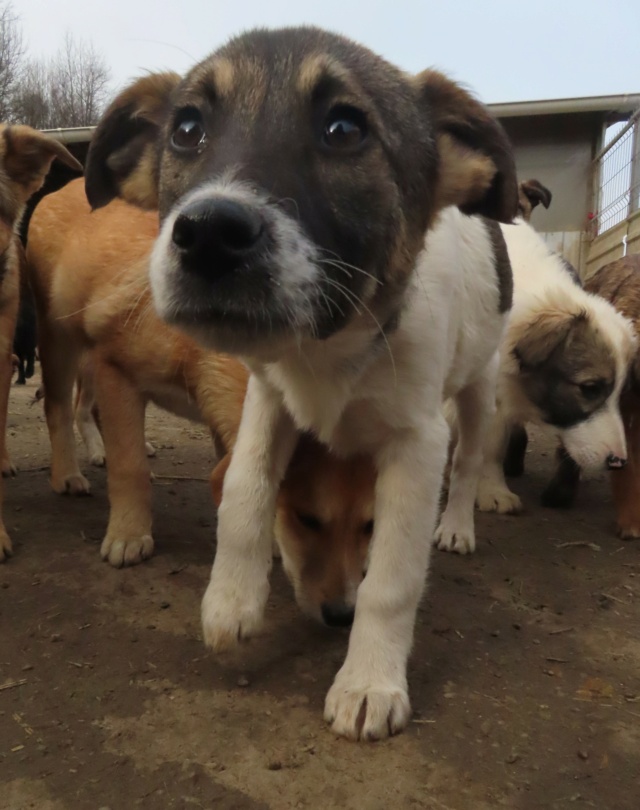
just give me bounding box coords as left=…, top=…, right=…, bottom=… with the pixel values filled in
left=482, top=218, right=512, bottom=312
left=586, top=254, right=640, bottom=387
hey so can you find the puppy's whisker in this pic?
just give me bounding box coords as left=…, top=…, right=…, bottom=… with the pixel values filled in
left=324, top=278, right=397, bottom=382
left=317, top=254, right=382, bottom=286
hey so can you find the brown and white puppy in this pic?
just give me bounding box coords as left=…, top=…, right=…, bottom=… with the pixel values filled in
left=476, top=220, right=637, bottom=515
left=0, top=125, right=82, bottom=562
left=516, top=178, right=552, bottom=222
left=27, top=178, right=247, bottom=566
left=83, top=26, right=518, bottom=740
left=545, top=254, right=640, bottom=533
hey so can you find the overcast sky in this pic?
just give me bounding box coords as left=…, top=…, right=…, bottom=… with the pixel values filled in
left=16, top=0, right=640, bottom=104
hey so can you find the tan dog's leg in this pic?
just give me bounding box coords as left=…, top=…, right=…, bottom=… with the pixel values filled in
left=612, top=393, right=640, bottom=539
left=95, top=358, right=153, bottom=567
left=1, top=264, right=20, bottom=558
left=0, top=346, right=14, bottom=560
left=2, top=358, right=16, bottom=476
left=39, top=322, right=90, bottom=495
left=74, top=356, right=106, bottom=467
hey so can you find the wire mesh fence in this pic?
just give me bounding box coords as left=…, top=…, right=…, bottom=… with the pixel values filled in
left=592, top=110, right=640, bottom=236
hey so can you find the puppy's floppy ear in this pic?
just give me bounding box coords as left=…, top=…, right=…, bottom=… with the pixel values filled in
left=513, top=310, right=580, bottom=369
left=520, top=179, right=552, bottom=211
left=1, top=125, right=83, bottom=195
left=417, top=71, right=518, bottom=223
left=210, top=454, right=232, bottom=508
left=85, top=71, right=181, bottom=210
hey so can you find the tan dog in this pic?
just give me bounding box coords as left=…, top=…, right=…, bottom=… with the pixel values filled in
left=27, top=178, right=246, bottom=566
left=0, top=125, right=82, bottom=561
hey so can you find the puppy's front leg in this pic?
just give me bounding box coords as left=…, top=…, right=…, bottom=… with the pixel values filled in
left=325, top=414, right=449, bottom=741
left=94, top=358, right=153, bottom=567
left=476, top=402, right=524, bottom=514
left=202, top=374, right=296, bottom=651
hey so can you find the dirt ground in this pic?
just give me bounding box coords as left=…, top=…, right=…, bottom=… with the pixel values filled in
left=1, top=377, right=639, bottom=810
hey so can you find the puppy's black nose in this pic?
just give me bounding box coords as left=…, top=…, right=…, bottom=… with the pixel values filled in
left=321, top=602, right=355, bottom=628
left=606, top=453, right=627, bottom=470
left=172, top=199, right=265, bottom=277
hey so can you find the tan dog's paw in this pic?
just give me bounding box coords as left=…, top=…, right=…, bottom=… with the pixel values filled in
left=100, top=533, right=154, bottom=567
left=434, top=521, right=476, bottom=554
left=617, top=522, right=640, bottom=541
left=324, top=676, right=411, bottom=741
left=2, top=456, right=17, bottom=477
left=201, top=579, right=266, bottom=651
left=51, top=473, right=92, bottom=496
left=0, top=528, right=12, bottom=562
left=145, top=441, right=157, bottom=458
left=476, top=480, right=522, bottom=514
left=89, top=453, right=106, bottom=467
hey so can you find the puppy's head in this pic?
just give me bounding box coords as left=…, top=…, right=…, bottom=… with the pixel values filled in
left=516, top=178, right=552, bottom=222
left=511, top=296, right=636, bottom=469
left=0, top=124, right=82, bottom=244
left=86, top=26, right=517, bottom=357
left=211, top=436, right=375, bottom=626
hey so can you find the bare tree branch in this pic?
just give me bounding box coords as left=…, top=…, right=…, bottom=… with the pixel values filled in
left=0, top=2, right=24, bottom=120
left=1, top=9, right=111, bottom=128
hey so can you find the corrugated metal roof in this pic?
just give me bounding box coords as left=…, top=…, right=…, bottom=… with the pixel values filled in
left=41, top=126, right=95, bottom=143
left=489, top=93, right=640, bottom=118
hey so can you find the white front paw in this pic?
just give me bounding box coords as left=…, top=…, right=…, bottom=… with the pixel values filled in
left=201, top=570, right=268, bottom=652
left=324, top=669, right=410, bottom=741
left=434, top=519, right=476, bottom=554
left=476, top=479, right=523, bottom=514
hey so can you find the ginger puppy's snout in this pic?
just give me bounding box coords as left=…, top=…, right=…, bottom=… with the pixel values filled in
left=172, top=198, right=266, bottom=279
left=321, top=601, right=355, bottom=628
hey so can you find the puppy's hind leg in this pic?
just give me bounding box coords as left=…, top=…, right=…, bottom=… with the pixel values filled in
left=435, top=354, right=498, bottom=554
left=476, top=402, right=524, bottom=515
left=612, top=392, right=640, bottom=539
left=39, top=322, right=90, bottom=495
left=541, top=445, right=581, bottom=508
left=74, top=355, right=106, bottom=467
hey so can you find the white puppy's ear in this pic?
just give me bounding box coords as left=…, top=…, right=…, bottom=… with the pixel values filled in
left=85, top=72, right=181, bottom=211
left=513, top=310, right=579, bottom=369
left=416, top=71, right=518, bottom=223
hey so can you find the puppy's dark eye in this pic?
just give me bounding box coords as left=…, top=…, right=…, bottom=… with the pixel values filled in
left=362, top=519, right=374, bottom=536
left=171, top=110, right=206, bottom=152
left=322, top=105, right=368, bottom=150
left=579, top=380, right=605, bottom=399
left=296, top=512, right=323, bottom=532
